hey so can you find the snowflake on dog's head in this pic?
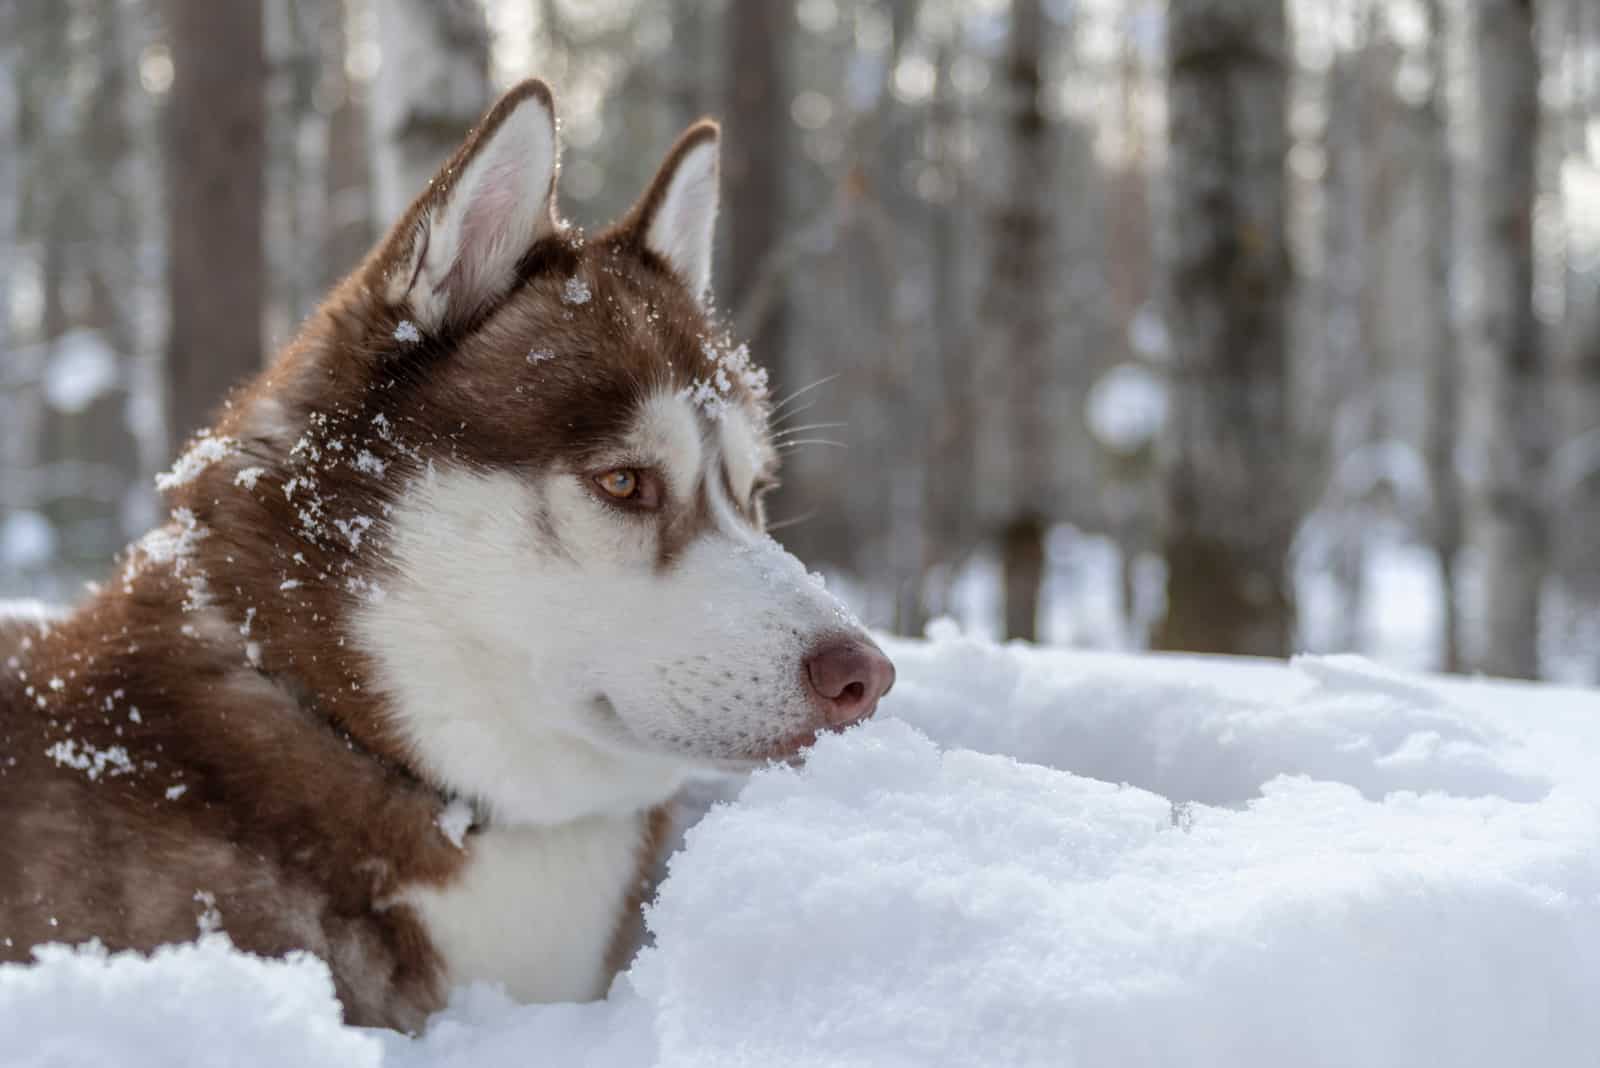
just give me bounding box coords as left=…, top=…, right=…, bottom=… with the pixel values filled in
left=561, top=277, right=591, bottom=306
left=683, top=378, right=730, bottom=420
left=682, top=330, right=770, bottom=421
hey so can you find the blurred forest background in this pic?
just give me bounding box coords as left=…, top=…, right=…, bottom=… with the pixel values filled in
left=1, top=0, right=1598, bottom=683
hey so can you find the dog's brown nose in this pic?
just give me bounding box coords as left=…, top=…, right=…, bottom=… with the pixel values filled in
left=804, top=639, right=895, bottom=728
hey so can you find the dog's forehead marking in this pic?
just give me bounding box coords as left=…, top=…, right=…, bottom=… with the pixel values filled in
left=632, top=390, right=703, bottom=496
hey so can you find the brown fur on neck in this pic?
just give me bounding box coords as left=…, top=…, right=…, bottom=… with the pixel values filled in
left=0, top=568, right=462, bottom=1028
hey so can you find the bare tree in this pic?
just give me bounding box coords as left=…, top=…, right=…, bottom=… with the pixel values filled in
left=165, top=0, right=266, bottom=452
left=63, top=0, right=143, bottom=528
left=1155, top=0, right=1296, bottom=657
left=1422, top=0, right=1466, bottom=672
left=987, top=0, right=1054, bottom=642
left=721, top=0, right=790, bottom=382
left=0, top=3, right=16, bottom=368
left=1316, top=12, right=1409, bottom=656
left=368, top=0, right=491, bottom=226
left=0, top=2, right=22, bottom=528
left=266, top=0, right=334, bottom=334
left=721, top=0, right=801, bottom=571
left=323, top=0, right=374, bottom=289
left=666, top=0, right=712, bottom=131
left=923, top=32, right=978, bottom=620
left=2, top=1, right=70, bottom=529
left=1472, top=0, right=1545, bottom=679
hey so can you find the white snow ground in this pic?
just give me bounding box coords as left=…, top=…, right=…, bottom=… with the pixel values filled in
left=4, top=624, right=1600, bottom=1067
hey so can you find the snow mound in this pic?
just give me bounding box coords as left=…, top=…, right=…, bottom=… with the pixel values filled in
left=636, top=719, right=1600, bottom=1066
left=374, top=984, right=653, bottom=1068
left=0, top=937, right=380, bottom=1068
left=885, top=634, right=1555, bottom=805
left=8, top=630, right=1600, bottom=1066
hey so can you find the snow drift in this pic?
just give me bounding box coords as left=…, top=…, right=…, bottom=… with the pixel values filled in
left=5, top=625, right=1599, bottom=1067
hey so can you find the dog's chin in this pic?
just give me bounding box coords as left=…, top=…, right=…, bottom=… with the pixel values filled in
left=754, top=729, right=820, bottom=765
left=632, top=737, right=814, bottom=773
left=590, top=694, right=827, bottom=771
left=711, top=727, right=842, bottom=770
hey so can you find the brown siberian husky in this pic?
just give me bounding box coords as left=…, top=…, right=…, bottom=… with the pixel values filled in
left=0, top=80, right=894, bottom=1030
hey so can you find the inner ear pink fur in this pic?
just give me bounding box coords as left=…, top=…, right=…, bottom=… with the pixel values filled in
left=387, top=80, right=561, bottom=329
left=440, top=155, right=533, bottom=309
left=626, top=122, right=721, bottom=302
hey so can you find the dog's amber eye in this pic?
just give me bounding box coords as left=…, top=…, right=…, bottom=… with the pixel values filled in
left=596, top=469, right=639, bottom=499
left=591, top=467, right=662, bottom=510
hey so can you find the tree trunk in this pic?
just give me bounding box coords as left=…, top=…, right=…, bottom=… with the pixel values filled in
left=1472, top=0, right=1545, bottom=680
left=1319, top=44, right=1373, bottom=655
left=368, top=0, right=491, bottom=226
left=119, top=0, right=173, bottom=499
left=1155, top=0, right=1296, bottom=658
left=0, top=3, right=18, bottom=504
left=924, top=35, right=976, bottom=620
left=165, top=0, right=266, bottom=452
left=989, top=0, right=1052, bottom=642
left=64, top=0, right=142, bottom=564
left=722, top=0, right=796, bottom=556
left=323, top=5, right=373, bottom=290
left=1002, top=514, right=1047, bottom=644
left=667, top=0, right=710, bottom=131
left=265, top=0, right=331, bottom=333
left=721, top=0, right=788, bottom=375
left=1422, top=0, right=1466, bottom=673
left=0, top=4, right=16, bottom=366
left=874, top=0, right=929, bottom=638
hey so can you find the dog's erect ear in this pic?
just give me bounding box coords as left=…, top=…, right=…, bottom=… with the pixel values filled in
left=376, top=80, right=560, bottom=330
left=622, top=120, right=720, bottom=303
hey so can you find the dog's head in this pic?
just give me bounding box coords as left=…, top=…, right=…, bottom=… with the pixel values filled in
left=189, top=81, right=890, bottom=820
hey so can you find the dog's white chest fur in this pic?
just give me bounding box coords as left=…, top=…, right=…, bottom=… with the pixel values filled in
left=404, top=812, right=648, bottom=1003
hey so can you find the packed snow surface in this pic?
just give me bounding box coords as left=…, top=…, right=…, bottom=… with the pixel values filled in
left=5, top=626, right=1600, bottom=1067
left=0, top=938, right=378, bottom=1068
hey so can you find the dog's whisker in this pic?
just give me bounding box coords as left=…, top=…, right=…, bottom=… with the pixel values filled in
left=764, top=511, right=817, bottom=532
left=769, top=398, right=822, bottom=430
left=771, top=374, right=836, bottom=409
left=769, top=374, right=839, bottom=417
left=770, top=423, right=847, bottom=441
left=776, top=439, right=847, bottom=452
